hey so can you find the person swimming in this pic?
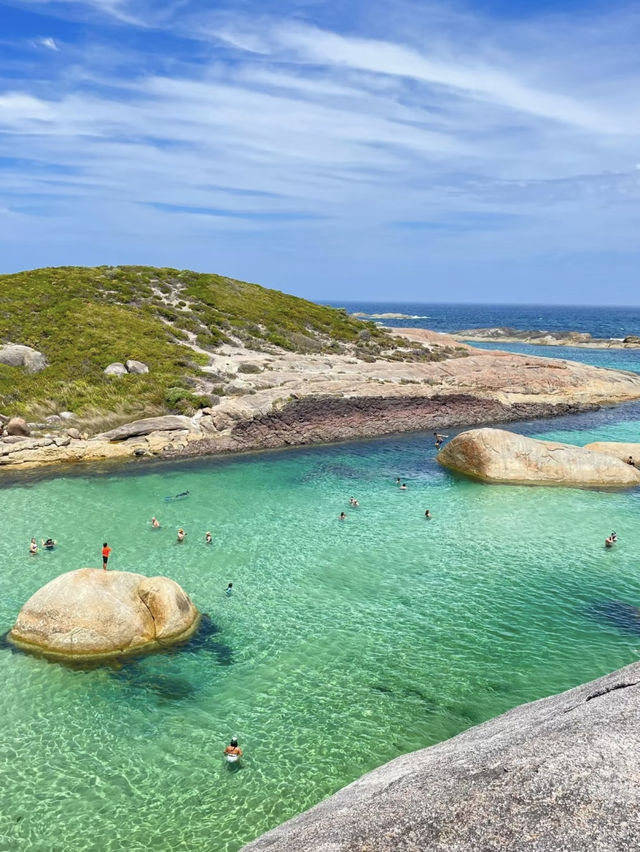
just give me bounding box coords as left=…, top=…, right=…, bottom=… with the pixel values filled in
left=205, top=531, right=212, bottom=544
left=42, top=538, right=56, bottom=549
left=177, top=528, right=186, bottom=542
left=339, top=511, right=346, bottom=520
left=175, top=490, right=190, bottom=498
left=605, top=532, right=617, bottom=548
left=151, top=517, right=160, bottom=528
left=224, top=737, right=242, bottom=759
left=225, top=583, right=233, bottom=596
left=400, top=483, right=408, bottom=490
left=425, top=509, right=431, bottom=519
left=29, top=538, right=38, bottom=555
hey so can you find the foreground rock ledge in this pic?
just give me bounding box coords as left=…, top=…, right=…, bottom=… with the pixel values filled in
left=437, top=427, right=640, bottom=486
left=243, top=661, right=640, bottom=851
left=8, top=568, right=200, bottom=660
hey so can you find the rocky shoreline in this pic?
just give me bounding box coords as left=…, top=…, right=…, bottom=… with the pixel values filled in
left=2, top=329, right=640, bottom=471
left=452, top=326, right=640, bottom=349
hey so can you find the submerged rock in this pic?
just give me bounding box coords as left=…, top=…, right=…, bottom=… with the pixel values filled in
left=243, top=661, right=640, bottom=851
left=437, top=428, right=640, bottom=486
left=8, top=569, right=200, bottom=660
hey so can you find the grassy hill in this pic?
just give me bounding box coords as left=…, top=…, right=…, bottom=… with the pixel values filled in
left=0, top=265, right=413, bottom=420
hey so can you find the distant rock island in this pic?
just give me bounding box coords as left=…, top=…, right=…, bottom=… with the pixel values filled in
left=453, top=326, right=640, bottom=349
left=243, top=661, right=640, bottom=851
left=8, top=568, right=200, bottom=660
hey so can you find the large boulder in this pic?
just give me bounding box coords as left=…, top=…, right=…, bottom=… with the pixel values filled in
left=0, top=344, right=47, bottom=373
left=6, top=416, right=30, bottom=437
left=243, top=661, right=640, bottom=852
left=437, top=428, right=640, bottom=486
left=100, top=415, right=192, bottom=441
left=8, top=568, right=199, bottom=659
left=104, top=362, right=127, bottom=376
left=125, top=359, right=149, bottom=374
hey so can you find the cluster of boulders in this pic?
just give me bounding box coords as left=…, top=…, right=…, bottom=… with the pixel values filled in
left=0, top=343, right=47, bottom=373
left=104, top=359, right=149, bottom=376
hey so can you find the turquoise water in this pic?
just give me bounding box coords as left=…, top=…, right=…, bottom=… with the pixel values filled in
left=2, top=405, right=640, bottom=851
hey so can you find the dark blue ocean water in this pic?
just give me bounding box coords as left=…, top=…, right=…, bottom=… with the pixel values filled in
left=327, top=302, right=640, bottom=375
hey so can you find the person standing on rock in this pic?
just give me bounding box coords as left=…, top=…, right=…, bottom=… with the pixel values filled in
left=102, top=542, right=112, bottom=570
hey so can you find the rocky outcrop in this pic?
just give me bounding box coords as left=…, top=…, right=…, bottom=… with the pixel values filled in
left=437, top=428, right=640, bottom=486
left=0, top=343, right=48, bottom=372
left=452, top=327, right=640, bottom=350
left=3, top=330, right=640, bottom=470
left=6, top=416, right=30, bottom=436
left=8, top=569, right=199, bottom=659
left=243, top=662, right=640, bottom=852
left=100, top=415, right=192, bottom=440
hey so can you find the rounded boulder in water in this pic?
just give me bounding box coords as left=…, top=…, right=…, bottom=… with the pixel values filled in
left=8, top=568, right=200, bottom=660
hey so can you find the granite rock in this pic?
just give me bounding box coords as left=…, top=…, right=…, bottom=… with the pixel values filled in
left=9, top=568, right=199, bottom=659
left=243, top=662, right=640, bottom=852
left=437, top=428, right=640, bottom=486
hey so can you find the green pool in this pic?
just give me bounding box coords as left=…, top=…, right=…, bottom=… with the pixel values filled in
left=1, top=405, right=639, bottom=851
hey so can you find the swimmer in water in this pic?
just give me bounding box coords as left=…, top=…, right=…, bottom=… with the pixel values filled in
left=175, top=490, right=190, bottom=498
left=42, top=538, right=56, bottom=549
left=151, top=517, right=160, bottom=528
left=340, top=512, right=346, bottom=520
left=205, top=531, right=212, bottom=544
left=224, top=737, right=242, bottom=758
left=177, top=528, right=186, bottom=542
left=425, top=509, right=431, bottom=519
left=400, top=483, right=408, bottom=490
left=29, top=538, right=38, bottom=555
left=225, top=583, right=233, bottom=596
left=395, top=477, right=401, bottom=486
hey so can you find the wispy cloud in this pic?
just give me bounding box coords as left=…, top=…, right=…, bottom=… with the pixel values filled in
left=0, top=0, right=639, bottom=301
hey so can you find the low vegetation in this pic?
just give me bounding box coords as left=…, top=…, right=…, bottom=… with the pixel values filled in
left=0, top=265, right=466, bottom=420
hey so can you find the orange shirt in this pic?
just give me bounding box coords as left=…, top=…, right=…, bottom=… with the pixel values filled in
left=102, top=546, right=112, bottom=558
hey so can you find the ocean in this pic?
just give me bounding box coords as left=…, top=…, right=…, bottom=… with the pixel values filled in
left=329, top=302, right=640, bottom=375
left=0, top=304, right=639, bottom=851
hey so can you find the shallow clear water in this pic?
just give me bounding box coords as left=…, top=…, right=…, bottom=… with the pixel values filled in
left=1, top=406, right=640, bottom=851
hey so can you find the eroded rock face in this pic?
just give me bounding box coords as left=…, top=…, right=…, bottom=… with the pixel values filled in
left=437, top=428, right=640, bottom=486
left=243, top=662, right=640, bottom=852
left=8, top=568, right=199, bottom=659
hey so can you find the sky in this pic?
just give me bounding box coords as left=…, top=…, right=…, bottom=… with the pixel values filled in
left=0, top=0, right=639, bottom=303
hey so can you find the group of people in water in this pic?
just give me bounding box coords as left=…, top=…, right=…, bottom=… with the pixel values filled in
left=29, top=537, right=56, bottom=555
left=150, top=517, right=213, bottom=545
left=340, top=478, right=433, bottom=520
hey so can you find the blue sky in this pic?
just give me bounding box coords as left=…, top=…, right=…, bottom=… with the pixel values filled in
left=0, top=0, right=639, bottom=303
